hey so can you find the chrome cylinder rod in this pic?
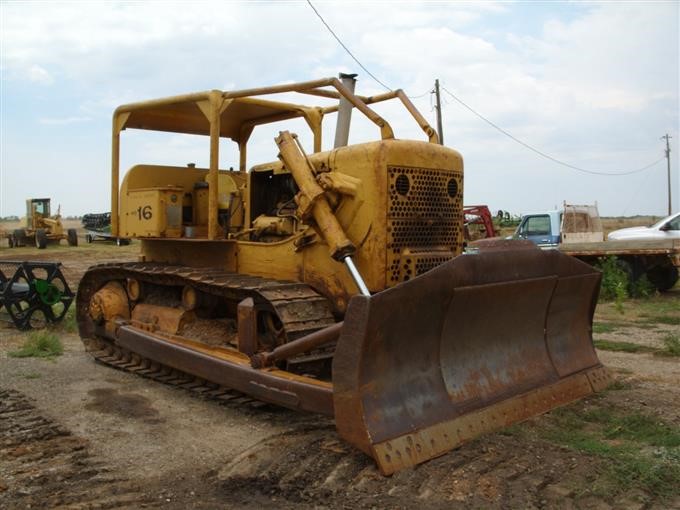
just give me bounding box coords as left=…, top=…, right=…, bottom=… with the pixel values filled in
left=344, top=256, right=371, bottom=296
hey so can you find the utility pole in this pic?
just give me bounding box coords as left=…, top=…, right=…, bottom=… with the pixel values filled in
left=434, top=79, right=444, bottom=145
left=662, top=134, right=672, bottom=215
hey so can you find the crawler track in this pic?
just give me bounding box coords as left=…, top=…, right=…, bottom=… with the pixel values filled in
left=77, top=262, right=336, bottom=339
left=85, top=336, right=277, bottom=410
left=76, top=262, right=337, bottom=409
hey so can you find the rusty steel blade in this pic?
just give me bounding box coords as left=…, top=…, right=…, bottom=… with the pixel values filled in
left=332, top=247, right=611, bottom=475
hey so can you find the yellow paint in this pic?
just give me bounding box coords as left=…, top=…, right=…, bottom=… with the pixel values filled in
left=111, top=79, right=464, bottom=313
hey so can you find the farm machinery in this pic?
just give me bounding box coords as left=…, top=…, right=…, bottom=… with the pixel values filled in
left=463, top=205, right=498, bottom=241
left=7, top=198, right=78, bottom=249
left=0, top=261, right=74, bottom=330
left=76, top=77, right=610, bottom=474
left=82, top=212, right=130, bottom=245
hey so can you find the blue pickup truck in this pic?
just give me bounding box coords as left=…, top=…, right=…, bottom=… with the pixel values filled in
left=514, top=210, right=563, bottom=248
left=514, top=204, right=604, bottom=248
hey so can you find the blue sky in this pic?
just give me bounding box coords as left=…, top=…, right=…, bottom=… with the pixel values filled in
left=1, top=0, right=678, bottom=217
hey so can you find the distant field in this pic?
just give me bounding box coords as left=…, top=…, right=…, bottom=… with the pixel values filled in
left=600, top=215, right=662, bottom=235
left=496, top=215, right=663, bottom=239
left=1, top=219, right=83, bottom=232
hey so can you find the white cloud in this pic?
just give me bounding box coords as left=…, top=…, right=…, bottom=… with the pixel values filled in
left=27, top=64, right=53, bottom=84
left=39, top=116, right=91, bottom=125
left=0, top=1, right=677, bottom=217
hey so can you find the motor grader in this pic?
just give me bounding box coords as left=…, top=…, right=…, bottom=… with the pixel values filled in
left=76, top=77, right=610, bottom=475
left=8, top=198, right=78, bottom=249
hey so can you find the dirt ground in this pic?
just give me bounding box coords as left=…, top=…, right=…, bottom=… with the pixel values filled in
left=1, top=238, right=679, bottom=509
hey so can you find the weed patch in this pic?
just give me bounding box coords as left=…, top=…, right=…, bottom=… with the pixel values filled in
left=542, top=406, right=680, bottom=499
left=60, top=306, right=78, bottom=334
left=593, top=339, right=653, bottom=354
left=606, top=379, right=633, bottom=391
left=656, top=334, right=680, bottom=357
left=9, top=331, right=64, bottom=359
left=648, top=316, right=680, bottom=326
left=593, top=322, right=621, bottom=334
left=630, top=274, right=657, bottom=299
left=595, top=256, right=628, bottom=307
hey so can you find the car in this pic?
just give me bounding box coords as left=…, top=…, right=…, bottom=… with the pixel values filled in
left=607, top=212, right=680, bottom=241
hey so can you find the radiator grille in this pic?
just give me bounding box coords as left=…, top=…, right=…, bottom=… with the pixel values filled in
left=387, top=166, right=463, bottom=285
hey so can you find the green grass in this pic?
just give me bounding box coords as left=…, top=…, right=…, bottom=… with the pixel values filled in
left=646, top=316, right=680, bottom=326
left=602, top=413, right=680, bottom=447
left=637, top=299, right=680, bottom=315
left=657, top=334, right=680, bottom=357
left=9, top=331, right=64, bottom=359
left=595, top=336, right=680, bottom=357
left=542, top=406, right=680, bottom=499
left=498, top=423, right=525, bottom=437
left=593, top=322, right=621, bottom=334
left=593, top=339, right=654, bottom=354
left=612, top=367, right=634, bottom=375
left=606, top=379, right=633, bottom=391
left=595, top=256, right=628, bottom=305
left=60, top=306, right=78, bottom=334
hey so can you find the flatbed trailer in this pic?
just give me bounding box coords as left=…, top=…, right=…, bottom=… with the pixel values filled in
left=84, top=230, right=130, bottom=246
left=513, top=206, right=679, bottom=292
left=559, top=239, right=680, bottom=291
left=82, top=213, right=129, bottom=246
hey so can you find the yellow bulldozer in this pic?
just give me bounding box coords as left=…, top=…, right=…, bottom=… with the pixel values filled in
left=9, top=198, right=78, bottom=249
left=76, top=77, right=610, bottom=475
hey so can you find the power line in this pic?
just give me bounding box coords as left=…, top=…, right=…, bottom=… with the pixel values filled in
left=407, top=89, right=433, bottom=99
left=306, top=0, right=428, bottom=100
left=440, top=85, right=663, bottom=177
left=306, top=0, right=391, bottom=91
left=621, top=164, right=657, bottom=216
left=306, top=0, right=663, bottom=178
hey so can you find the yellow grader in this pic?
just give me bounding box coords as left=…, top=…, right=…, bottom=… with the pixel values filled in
left=76, top=77, right=610, bottom=474
left=8, top=198, right=78, bottom=249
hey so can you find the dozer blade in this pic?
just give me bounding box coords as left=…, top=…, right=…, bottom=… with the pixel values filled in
left=332, top=247, right=612, bottom=475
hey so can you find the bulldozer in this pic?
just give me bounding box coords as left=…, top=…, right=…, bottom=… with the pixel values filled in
left=9, top=198, right=78, bottom=249
left=76, top=77, right=611, bottom=475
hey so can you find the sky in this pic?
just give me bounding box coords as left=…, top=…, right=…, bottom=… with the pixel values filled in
left=1, top=0, right=678, bottom=218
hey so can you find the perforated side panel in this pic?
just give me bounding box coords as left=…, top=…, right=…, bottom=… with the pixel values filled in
left=387, top=166, right=464, bottom=286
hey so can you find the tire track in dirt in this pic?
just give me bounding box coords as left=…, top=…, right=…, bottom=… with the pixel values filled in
left=0, top=388, right=152, bottom=509
left=215, top=425, right=600, bottom=509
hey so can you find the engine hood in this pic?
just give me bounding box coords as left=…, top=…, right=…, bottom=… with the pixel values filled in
left=607, top=225, right=663, bottom=240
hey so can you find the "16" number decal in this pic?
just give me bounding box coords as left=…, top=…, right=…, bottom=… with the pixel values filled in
left=137, top=205, right=152, bottom=220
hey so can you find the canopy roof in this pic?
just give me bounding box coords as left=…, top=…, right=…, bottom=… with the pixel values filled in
left=116, top=93, right=318, bottom=142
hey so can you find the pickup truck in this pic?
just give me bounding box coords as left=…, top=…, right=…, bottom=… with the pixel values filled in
left=514, top=204, right=679, bottom=292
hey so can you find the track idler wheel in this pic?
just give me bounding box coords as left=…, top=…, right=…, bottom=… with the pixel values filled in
left=88, top=281, right=131, bottom=335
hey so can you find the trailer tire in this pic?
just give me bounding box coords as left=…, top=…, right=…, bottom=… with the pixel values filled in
left=67, top=228, right=78, bottom=246
left=615, top=258, right=635, bottom=281
left=13, top=229, right=26, bottom=247
left=35, top=229, right=48, bottom=249
left=646, top=265, right=679, bottom=292
left=85, top=234, right=93, bottom=243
